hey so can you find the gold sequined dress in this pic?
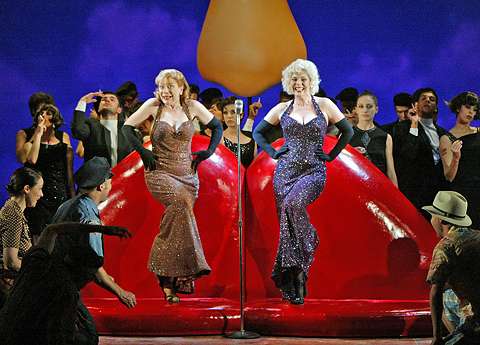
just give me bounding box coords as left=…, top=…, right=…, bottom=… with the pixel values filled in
left=145, top=107, right=211, bottom=293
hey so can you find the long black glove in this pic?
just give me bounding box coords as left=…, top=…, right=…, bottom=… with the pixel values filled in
left=253, top=120, right=288, bottom=159
left=192, top=117, right=223, bottom=172
left=318, top=118, right=353, bottom=161
left=122, top=124, right=156, bottom=171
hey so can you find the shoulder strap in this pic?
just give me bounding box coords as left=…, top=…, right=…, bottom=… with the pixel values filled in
left=150, top=104, right=163, bottom=136
left=446, top=132, right=458, bottom=143
left=55, top=129, right=64, bottom=142
left=311, top=96, right=327, bottom=125
left=182, top=100, right=193, bottom=121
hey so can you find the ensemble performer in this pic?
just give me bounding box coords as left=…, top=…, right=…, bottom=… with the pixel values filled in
left=440, top=91, right=480, bottom=229
left=122, top=69, right=223, bottom=303
left=0, top=167, right=43, bottom=307
left=0, top=222, right=132, bottom=345
left=253, top=59, right=353, bottom=304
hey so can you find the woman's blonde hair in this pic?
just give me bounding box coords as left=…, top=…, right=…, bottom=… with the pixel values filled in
left=154, top=69, right=191, bottom=106
left=281, top=59, right=321, bottom=95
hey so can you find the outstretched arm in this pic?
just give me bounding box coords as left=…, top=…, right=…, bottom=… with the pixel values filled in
left=37, top=222, right=132, bottom=254
left=94, top=266, right=137, bottom=308
left=124, top=97, right=160, bottom=127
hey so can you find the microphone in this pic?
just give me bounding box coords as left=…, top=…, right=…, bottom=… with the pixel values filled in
left=235, top=99, right=243, bottom=125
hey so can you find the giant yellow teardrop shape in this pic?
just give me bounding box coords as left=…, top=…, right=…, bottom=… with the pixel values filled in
left=197, top=0, right=307, bottom=97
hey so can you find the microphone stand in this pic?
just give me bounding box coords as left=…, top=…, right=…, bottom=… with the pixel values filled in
left=225, top=99, right=260, bottom=339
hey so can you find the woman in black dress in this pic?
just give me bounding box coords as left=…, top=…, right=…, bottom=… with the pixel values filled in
left=440, top=91, right=480, bottom=229
left=350, top=91, right=398, bottom=186
left=15, top=104, right=75, bottom=241
left=220, top=97, right=257, bottom=167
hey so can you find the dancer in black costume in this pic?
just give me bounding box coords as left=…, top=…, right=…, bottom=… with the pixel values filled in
left=0, top=222, right=131, bottom=345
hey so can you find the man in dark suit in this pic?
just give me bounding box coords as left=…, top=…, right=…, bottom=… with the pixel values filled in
left=393, top=88, right=446, bottom=215
left=72, top=91, right=136, bottom=166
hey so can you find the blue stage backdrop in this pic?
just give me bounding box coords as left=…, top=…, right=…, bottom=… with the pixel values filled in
left=1, top=0, right=479, bottom=203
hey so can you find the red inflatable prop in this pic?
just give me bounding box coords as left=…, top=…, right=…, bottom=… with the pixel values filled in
left=83, top=135, right=437, bottom=337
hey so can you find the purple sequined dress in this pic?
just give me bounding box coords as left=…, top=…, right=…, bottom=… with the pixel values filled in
left=272, top=98, right=327, bottom=293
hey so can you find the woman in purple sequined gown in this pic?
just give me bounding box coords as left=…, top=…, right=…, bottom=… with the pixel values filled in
left=253, top=59, right=353, bottom=304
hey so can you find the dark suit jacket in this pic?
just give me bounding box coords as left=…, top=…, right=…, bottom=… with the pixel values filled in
left=392, top=119, right=446, bottom=209
left=72, top=110, right=134, bottom=165
left=380, top=120, right=398, bottom=136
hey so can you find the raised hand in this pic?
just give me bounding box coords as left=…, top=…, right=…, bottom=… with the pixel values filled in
left=409, top=103, right=419, bottom=127
left=34, top=114, right=47, bottom=137
left=249, top=99, right=263, bottom=119
left=80, top=91, right=104, bottom=104
left=451, top=139, right=462, bottom=161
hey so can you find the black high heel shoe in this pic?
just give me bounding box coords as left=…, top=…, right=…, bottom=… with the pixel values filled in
left=291, top=271, right=306, bottom=305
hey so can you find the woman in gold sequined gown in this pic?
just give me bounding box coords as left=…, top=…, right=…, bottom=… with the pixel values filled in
left=123, top=69, right=223, bottom=303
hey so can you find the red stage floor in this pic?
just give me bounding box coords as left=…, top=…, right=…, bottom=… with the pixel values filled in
left=99, top=336, right=431, bottom=344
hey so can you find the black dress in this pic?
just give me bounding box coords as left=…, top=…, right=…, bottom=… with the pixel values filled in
left=350, top=126, right=388, bottom=175
left=446, top=129, right=480, bottom=229
left=223, top=136, right=256, bottom=167
left=23, top=128, right=69, bottom=236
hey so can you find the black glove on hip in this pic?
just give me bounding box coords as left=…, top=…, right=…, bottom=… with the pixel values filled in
left=192, top=116, right=223, bottom=172
left=318, top=118, right=353, bottom=161
left=122, top=124, right=156, bottom=171
left=253, top=120, right=288, bottom=159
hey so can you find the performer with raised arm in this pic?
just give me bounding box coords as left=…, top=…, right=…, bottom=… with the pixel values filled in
left=122, top=69, right=223, bottom=303
left=253, top=59, right=353, bottom=304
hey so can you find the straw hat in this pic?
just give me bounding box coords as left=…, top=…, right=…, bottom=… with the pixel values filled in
left=422, top=191, right=472, bottom=227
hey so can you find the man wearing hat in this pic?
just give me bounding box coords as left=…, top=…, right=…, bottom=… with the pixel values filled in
left=51, top=157, right=136, bottom=344
left=424, top=191, right=480, bottom=345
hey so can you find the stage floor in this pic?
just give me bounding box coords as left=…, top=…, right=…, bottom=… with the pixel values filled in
left=99, top=336, right=431, bottom=344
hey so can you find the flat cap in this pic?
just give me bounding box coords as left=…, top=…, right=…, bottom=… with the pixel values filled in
left=74, top=156, right=113, bottom=189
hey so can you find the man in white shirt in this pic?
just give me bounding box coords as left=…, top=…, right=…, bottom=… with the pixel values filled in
left=392, top=87, right=447, bottom=215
